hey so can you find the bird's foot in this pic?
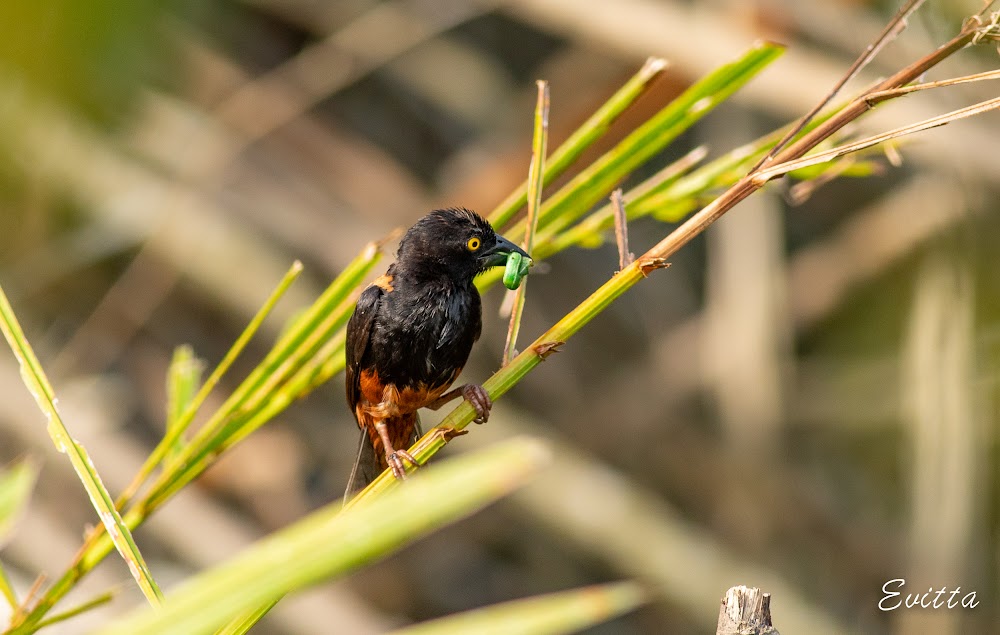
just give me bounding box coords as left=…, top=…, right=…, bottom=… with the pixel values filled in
left=461, top=384, right=492, bottom=424
left=386, top=449, right=420, bottom=480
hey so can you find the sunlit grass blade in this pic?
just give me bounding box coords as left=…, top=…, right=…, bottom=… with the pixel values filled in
left=507, top=106, right=849, bottom=271
left=212, top=328, right=348, bottom=455
left=9, top=247, right=381, bottom=633
left=0, top=285, right=163, bottom=607
left=142, top=294, right=356, bottom=509
left=488, top=57, right=667, bottom=230
left=476, top=43, right=783, bottom=292
left=97, top=437, right=551, bottom=635
left=390, top=581, right=648, bottom=635
left=543, top=135, right=768, bottom=256
left=212, top=599, right=279, bottom=635
left=285, top=328, right=347, bottom=396
left=0, top=564, right=17, bottom=612
left=0, top=458, right=38, bottom=609
left=140, top=245, right=381, bottom=511
left=33, top=588, right=117, bottom=630
left=0, top=458, right=37, bottom=549
left=501, top=42, right=784, bottom=246
left=477, top=145, right=706, bottom=290
left=116, top=260, right=304, bottom=511
left=356, top=27, right=1000, bottom=509
left=164, top=345, right=203, bottom=462
left=504, top=80, right=549, bottom=365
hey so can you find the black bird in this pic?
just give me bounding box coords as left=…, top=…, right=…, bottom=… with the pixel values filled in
left=344, top=208, right=530, bottom=495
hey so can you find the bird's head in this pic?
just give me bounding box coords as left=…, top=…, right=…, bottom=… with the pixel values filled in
left=396, top=208, right=530, bottom=283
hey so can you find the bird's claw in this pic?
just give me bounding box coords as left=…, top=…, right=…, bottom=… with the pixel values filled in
left=431, top=426, right=468, bottom=443
left=461, top=384, right=492, bottom=424
left=387, top=449, right=419, bottom=480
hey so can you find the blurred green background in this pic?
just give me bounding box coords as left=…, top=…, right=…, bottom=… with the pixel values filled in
left=0, top=0, right=998, bottom=633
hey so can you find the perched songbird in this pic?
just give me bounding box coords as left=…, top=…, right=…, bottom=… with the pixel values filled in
left=344, top=208, right=530, bottom=495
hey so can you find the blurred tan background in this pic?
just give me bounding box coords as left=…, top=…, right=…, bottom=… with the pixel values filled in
left=0, top=0, right=999, bottom=633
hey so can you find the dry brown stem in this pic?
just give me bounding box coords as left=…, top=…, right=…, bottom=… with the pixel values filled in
left=611, top=189, right=635, bottom=271
left=642, top=3, right=998, bottom=267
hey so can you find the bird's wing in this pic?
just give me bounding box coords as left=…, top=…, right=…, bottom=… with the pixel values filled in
left=345, top=283, right=384, bottom=415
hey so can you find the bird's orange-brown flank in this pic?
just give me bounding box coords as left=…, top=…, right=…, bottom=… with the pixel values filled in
left=354, top=367, right=458, bottom=469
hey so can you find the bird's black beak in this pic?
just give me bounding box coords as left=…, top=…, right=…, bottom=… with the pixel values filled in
left=480, top=236, right=531, bottom=269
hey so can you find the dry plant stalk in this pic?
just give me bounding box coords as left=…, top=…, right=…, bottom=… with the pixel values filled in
left=752, top=0, right=929, bottom=171
left=610, top=189, right=634, bottom=270
left=716, top=586, right=779, bottom=635
left=644, top=1, right=1000, bottom=268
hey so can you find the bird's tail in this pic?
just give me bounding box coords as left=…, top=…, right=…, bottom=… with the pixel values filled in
left=344, top=428, right=380, bottom=499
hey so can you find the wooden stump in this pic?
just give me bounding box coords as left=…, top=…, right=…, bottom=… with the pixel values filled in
left=717, top=585, right=780, bottom=635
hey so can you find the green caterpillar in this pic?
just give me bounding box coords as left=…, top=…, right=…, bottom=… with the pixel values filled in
left=503, top=251, right=533, bottom=290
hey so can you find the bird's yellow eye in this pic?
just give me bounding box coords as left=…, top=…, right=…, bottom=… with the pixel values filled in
left=467, top=237, right=481, bottom=251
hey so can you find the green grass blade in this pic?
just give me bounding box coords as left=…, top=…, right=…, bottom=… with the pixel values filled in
left=213, top=328, right=348, bottom=455
left=488, top=57, right=667, bottom=230
left=504, top=80, right=549, bottom=365
left=390, top=581, right=648, bottom=635
left=542, top=136, right=765, bottom=257
left=142, top=292, right=358, bottom=509
left=173, top=259, right=303, bottom=427
left=476, top=145, right=707, bottom=291
left=475, top=43, right=783, bottom=293
left=504, top=42, right=784, bottom=244
left=537, top=144, right=709, bottom=255
left=0, top=285, right=164, bottom=607
left=350, top=109, right=850, bottom=508
left=140, top=245, right=380, bottom=511
left=483, top=103, right=846, bottom=289
left=97, top=437, right=551, bottom=635
left=212, top=599, right=279, bottom=635
left=164, top=345, right=203, bottom=462
left=0, top=458, right=37, bottom=549
left=0, top=458, right=38, bottom=609
left=0, top=563, right=17, bottom=612
left=33, top=588, right=117, bottom=630
left=6, top=248, right=378, bottom=633
left=116, top=260, right=304, bottom=511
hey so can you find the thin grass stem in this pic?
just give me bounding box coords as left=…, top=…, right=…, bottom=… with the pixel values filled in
left=504, top=81, right=549, bottom=366
left=33, top=588, right=117, bottom=630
